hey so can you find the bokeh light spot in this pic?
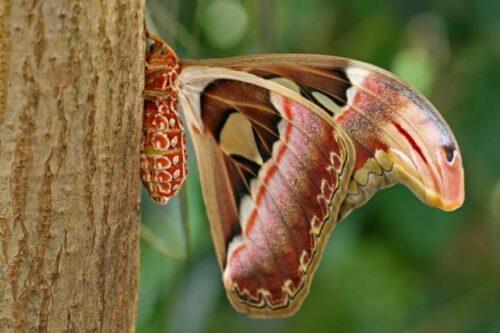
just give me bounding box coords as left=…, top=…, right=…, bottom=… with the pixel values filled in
left=392, top=47, right=434, bottom=94
left=201, top=0, right=248, bottom=49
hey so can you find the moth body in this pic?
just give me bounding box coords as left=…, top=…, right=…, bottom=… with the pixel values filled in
left=141, top=37, right=188, bottom=204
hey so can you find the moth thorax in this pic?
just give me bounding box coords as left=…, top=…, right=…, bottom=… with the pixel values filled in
left=141, top=41, right=187, bottom=205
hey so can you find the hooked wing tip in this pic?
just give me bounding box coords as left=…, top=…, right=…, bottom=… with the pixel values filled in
left=393, top=139, right=465, bottom=213
left=424, top=145, right=465, bottom=212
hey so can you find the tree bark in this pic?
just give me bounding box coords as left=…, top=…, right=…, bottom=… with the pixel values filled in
left=0, top=1, right=145, bottom=332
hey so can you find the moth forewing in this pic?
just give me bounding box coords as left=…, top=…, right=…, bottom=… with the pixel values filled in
left=185, top=55, right=464, bottom=217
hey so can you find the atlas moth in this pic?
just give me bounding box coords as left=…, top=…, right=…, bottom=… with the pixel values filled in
left=141, top=31, right=464, bottom=318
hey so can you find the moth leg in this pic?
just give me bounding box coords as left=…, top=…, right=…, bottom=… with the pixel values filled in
left=145, top=28, right=177, bottom=61
left=143, top=89, right=170, bottom=99
left=145, top=27, right=164, bottom=45
left=146, top=63, right=173, bottom=71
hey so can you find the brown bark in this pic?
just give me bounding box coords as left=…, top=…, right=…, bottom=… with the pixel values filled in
left=0, top=1, right=145, bottom=332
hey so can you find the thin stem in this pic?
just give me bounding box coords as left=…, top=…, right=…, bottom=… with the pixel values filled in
left=180, top=181, right=191, bottom=260
left=141, top=224, right=186, bottom=261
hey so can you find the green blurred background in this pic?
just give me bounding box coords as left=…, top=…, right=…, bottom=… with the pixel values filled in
left=139, top=0, right=500, bottom=332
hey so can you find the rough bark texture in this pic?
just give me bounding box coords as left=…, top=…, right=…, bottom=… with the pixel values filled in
left=0, top=1, right=145, bottom=332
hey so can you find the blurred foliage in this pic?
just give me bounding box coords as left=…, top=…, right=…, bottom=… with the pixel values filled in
left=139, top=0, right=500, bottom=332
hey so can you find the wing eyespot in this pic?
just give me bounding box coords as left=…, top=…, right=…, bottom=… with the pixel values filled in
left=443, top=144, right=456, bottom=163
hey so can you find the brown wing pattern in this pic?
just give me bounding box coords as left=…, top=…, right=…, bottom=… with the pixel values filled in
left=178, top=68, right=354, bottom=317
left=185, top=55, right=464, bottom=219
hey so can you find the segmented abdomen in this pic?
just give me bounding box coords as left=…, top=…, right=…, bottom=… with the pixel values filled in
left=141, top=44, right=187, bottom=204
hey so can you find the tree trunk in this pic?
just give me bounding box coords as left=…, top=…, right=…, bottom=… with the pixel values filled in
left=0, top=1, right=145, bottom=332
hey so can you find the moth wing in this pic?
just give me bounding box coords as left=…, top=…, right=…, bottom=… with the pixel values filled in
left=186, top=55, right=465, bottom=219
left=178, top=66, right=355, bottom=317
